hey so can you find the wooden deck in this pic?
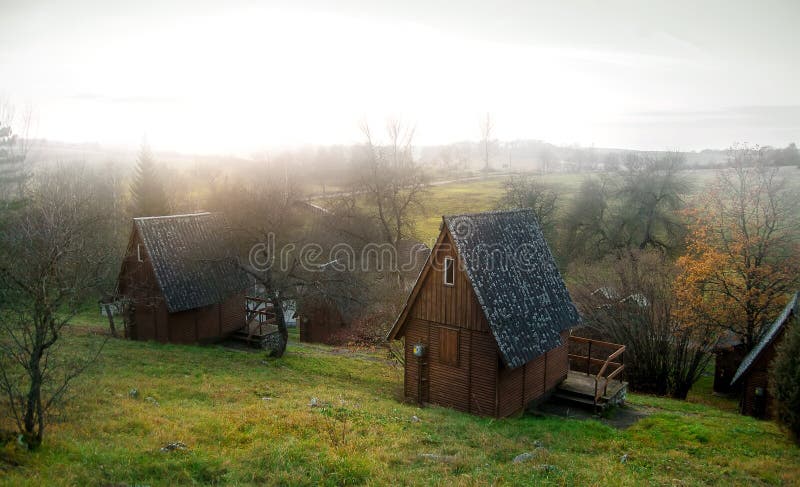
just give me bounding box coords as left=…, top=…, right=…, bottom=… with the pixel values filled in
left=232, top=296, right=279, bottom=347
left=554, top=370, right=628, bottom=409
left=552, top=335, right=629, bottom=410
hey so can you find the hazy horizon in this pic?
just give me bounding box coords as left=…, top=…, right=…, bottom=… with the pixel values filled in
left=2, top=0, right=799, bottom=154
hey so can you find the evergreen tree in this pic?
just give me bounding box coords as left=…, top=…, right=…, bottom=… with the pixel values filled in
left=129, top=142, right=170, bottom=217
left=0, top=121, right=28, bottom=203
left=771, top=314, right=800, bottom=444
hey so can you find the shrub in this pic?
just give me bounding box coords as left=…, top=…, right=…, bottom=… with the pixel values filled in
left=771, top=316, right=800, bottom=444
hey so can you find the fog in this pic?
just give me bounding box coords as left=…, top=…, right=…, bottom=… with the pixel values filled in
left=1, top=0, right=799, bottom=154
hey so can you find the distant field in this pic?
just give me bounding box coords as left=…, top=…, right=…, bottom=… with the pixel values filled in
left=412, top=167, right=800, bottom=242
left=1, top=313, right=797, bottom=486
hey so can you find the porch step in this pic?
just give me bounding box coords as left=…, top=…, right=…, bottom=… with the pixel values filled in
left=551, top=391, right=598, bottom=407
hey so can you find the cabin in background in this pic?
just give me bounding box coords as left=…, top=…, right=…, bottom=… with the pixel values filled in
left=296, top=231, right=429, bottom=345
left=731, top=292, right=798, bottom=419
left=117, top=212, right=250, bottom=344
left=711, top=332, right=746, bottom=395
left=388, top=209, right=583, bottom=417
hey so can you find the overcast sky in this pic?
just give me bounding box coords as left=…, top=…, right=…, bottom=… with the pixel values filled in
left=1, top=0, right=798, bottom=154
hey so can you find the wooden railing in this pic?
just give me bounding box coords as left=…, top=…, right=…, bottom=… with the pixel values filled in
left=245, top=295, right=277, bottom=337
left=567, top=335, right=626, bottom=406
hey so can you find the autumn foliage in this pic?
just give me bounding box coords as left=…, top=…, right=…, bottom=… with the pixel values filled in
left=674, top=153, right=800, bottom=351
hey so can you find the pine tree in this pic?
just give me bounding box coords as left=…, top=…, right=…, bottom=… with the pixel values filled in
left=771, top=315, right=800, bottom=444
left=130, top=142, right=170, bottom=217
left=0, top=122, right=28, bottom=203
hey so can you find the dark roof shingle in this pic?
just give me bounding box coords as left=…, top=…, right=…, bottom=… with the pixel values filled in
left=443, top=209, right=580, bottom=368
left=134, top=212, right=250, bottom=313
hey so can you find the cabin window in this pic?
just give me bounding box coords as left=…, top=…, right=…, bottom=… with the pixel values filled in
left=137, top=244, right=143, bottom=262
left=439, top=327, right=459, bottom=366
left=443, top=256, right=455, bottom=286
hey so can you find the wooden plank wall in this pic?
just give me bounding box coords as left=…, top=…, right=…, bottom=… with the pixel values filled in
left=409, top=231, right=489, bottom=333
left=403, top=319, right=428, bottom=403
left=740, top=327, right=785, bottom=419
left=404, top=318, right=498, bottom=414
left=497, top=331, right=570, bottom=417
left=399, top=228, right=571, bottom=418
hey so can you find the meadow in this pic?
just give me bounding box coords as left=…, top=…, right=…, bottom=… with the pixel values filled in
left=1, top=312, right=798, bottom=486
left=410, top=167, right=800, bottom=242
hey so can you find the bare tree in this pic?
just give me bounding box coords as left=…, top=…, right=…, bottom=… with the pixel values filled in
left=351, top=120, right=428, bottom=284
left=480, top=113, right=493, bottom=172
left=0, top=165, right=113, bottom=448
left=497, top=174, right=559, bottom=243
left=571, top=250, right=716, bottom=399
left=0, top=100, right=32, bottom=204
left=561, top=177, right=619, bottom=261
left=206, top=165, right=369, bottom=357
left=617, top=152, right=690, bottom=254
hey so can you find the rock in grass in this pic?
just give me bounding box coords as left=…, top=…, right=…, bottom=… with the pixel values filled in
left=128, top=388, right=139, bottom=399
left=145, top=396, right=159, bottom=407
left=411, top=415, right=420, bottom=423
left=418, top=453, right=456, bottom=463
left=514, top=447, right=548, bottom=463
left=513, top=452, right=534, bottom=463
left=620, top=453, right=628, bottom=464
left=160, top=441, right=188, bottom=452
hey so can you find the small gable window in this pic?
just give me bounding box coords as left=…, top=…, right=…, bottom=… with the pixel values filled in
left=137, top=244, right=144, bottom=262
left=443, top=256, right=455, bottom=286
left=439, top=327, right=459, bottom=366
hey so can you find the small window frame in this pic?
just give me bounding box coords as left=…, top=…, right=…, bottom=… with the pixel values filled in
left=137, top=244, right=144, bottom=262
left=443, top=256, right=455, bottom=286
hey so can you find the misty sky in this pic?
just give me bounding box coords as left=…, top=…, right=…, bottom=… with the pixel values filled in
left=1, top=0, right=799, bottom=154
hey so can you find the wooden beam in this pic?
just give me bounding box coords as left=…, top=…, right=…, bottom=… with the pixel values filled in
left=568, top=335, right=625, bottom=349
left=568, top=354, right=622, bottom=369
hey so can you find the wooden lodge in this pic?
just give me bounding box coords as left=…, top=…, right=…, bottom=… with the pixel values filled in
left=296, top=227, right=430, bottom=345
left=116, top=212, right=251, bottom=344
left=711, top=332, right=747, bottom=395
left=731, top=292, right=798, bottom=419
left=387, top=209, right=625, bottom=417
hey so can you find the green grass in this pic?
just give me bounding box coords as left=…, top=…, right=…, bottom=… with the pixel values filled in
left=2, top=314, right=798, bottom=486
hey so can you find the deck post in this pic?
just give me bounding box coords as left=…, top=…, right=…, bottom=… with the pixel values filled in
left=587, top=341, right=592, bottom=376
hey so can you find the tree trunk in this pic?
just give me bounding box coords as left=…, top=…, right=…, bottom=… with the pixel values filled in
left=23, top=348, right=44, bottom=449
left=103, top=303, right=118, bottom=338
left=270, top=295, right=288, bottom=358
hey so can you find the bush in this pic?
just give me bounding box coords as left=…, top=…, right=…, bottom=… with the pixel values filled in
left=771, top=316, right=800, bottom=444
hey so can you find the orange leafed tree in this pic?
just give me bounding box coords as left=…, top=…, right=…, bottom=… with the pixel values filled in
left=675, top=148, right=800, bottom=351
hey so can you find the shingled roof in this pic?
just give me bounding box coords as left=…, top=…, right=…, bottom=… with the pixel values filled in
left=443, top=209, right=580, bottom=368
left=133, top=212, right=250, bottom=313
left=389, top=209, right=580, bottom=369
left=731, top=292, right=798, bottom=385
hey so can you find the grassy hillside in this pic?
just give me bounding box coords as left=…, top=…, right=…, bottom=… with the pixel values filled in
left=1, top=314, right=798, bottom=486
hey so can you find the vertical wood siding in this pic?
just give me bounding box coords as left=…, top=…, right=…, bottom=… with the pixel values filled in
left=398, top=229, right=571, bottom=417
left=409, top=231, right=489, bottom=332
left=740, top=327, right=785, bottom=419
left=119, top=226, right=247, bottom=344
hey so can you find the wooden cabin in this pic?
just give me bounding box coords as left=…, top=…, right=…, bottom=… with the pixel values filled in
left=298, top=238, right=430, bottom=345
left=298, top=297, right=349, bottom=344
left=387, top=209, right=582, bottom=417
left=731, top=292, right=798, bottom=419
left=117, top=212, right=251, bottom=344
left=711, top=332, right=746, bottom=395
